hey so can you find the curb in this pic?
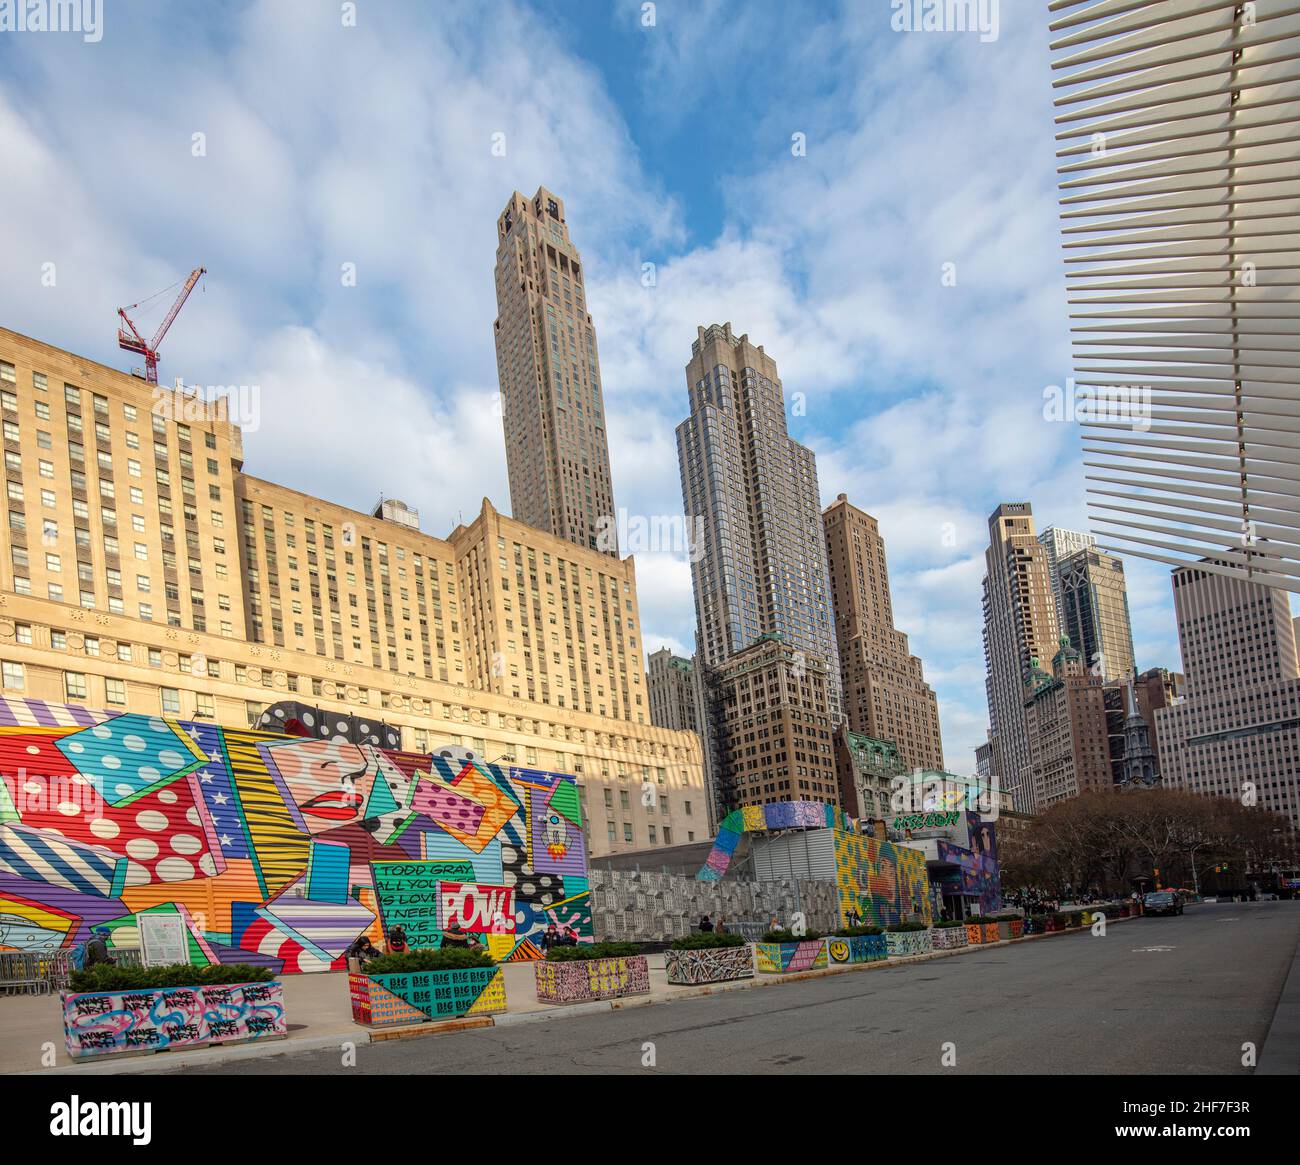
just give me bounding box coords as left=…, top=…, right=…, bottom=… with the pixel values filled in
left=1257, top=932, right=1300, bottom=1075
left=24, top=913, right=1146, bottom=1072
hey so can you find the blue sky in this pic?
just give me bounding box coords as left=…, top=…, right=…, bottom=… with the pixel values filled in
left=0, top=0, right=1191, bottom=771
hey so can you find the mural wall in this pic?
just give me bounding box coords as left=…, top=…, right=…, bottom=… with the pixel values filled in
left=935, top=813, right=1001, bottom=916
left=0, top=698, right=592, bottom=971
left=696, top=800, right=934, bottom=929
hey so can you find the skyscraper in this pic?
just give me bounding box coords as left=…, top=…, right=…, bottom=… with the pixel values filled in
left=823, top=494, right=943, bottom=772
left=492, top=187, right=617, bottom=556
left=982, top=503, right=1061, bottom=813
left=1037, top=526, right=1095, bottom=617
left=676, top=323, right=840, bottom=815
left=1048, top=2, right=1300, bottom=593
left=646, top=647, right=698, bottom=734
left=1058, top=547, right=1136, bottom=682
left=1156, top=563, right=1300, bottom=831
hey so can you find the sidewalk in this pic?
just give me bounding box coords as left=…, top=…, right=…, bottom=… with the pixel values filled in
left=5, top=915, right=1143, bottom=1075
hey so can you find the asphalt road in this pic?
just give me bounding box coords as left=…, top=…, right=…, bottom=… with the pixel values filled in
left=181, top=901, right=1299, bottom=1075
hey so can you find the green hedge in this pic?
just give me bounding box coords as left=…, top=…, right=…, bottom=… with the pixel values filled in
left=932, top=919, right=965, bottom=929
left=69, top=962, right=273, bottom=993
left=966, top=916, right=997, bottom=926
left=668, top=932, right=748, bottom=951
left=886, top=921, right=929, bottom=933
left=833, top=925, right=883, bottom=937
left=363, top=947, right=496, bottom=974
left=545, top=941, right=642, bottom=963
left=760, top=930, right=823, bottom=943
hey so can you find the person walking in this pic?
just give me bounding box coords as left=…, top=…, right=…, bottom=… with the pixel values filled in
left=84, top=927, right=116, bottom=967
left=698, top=914, right=713, bottom=933
left=387, top=925, right=408, bottom=955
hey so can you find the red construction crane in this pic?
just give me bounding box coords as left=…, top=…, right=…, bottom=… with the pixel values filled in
left=116, top=266, right=206, bottom=384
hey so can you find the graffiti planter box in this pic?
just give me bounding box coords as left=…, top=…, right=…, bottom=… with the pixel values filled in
left=930, top=927, right=968, bottom=951
left=349, top=968, right=506, bottom=1027
left=534, top=956, right=651, bottom=1004
left=664, top=945, right=754, bottom=985
left=827, top=934, right=888, bottom=964
left=965, top=922, right=1001, bottom=945
left=755, top=940, right=828, bottom=974
left=997, top=920, right=1024, bottom=940
left=884, top=930, right=933, bottom=958
left=62, top=981, right=286, bottom=1060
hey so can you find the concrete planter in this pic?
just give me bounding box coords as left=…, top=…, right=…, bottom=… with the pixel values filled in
left=1044, top=916, right=1066, bottom=932
left=930, top=926, right=969, bottom=950
left=534, top=955, right=651, bottom=1004
left=997, top=919, right=1024, bottom=940
left=965, top=922, right=1000, bottom=944
left=884, top=929, right=932, bottom=957
left=664, top=944, right=754, bottom=985
left=827, top=934, right=888, bottom=964
left=63, top=981, right=285, bottom=1059
left=754, top=939, right=828, bottom=974
left=348, top=967, right=506, bottom=1027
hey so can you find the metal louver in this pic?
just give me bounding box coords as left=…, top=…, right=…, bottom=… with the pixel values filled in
left=1048, top=0, right=1300, bottom=591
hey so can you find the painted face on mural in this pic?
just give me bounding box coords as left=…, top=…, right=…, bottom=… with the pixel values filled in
left=264, top=738, right=371, bottom=828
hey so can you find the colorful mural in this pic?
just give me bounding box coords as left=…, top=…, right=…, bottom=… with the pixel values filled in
left=935, top=814, right=1001, bottom=916
left=833, top=828, right=933, bottom=929
left=0, top=697, right=592, bottom=971
left=697, top=800, right=933, bottom=930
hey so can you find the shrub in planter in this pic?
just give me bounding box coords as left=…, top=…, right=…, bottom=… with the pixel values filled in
left=349, top=946, right=506, bottom=1027
left=884, top=922, right=932, bottom=957
left=63, top=963, right=285, bottom=1059
left=754, top=932, right=828, bottom=973
left=930, top=920, right=968, bottom=950
left=832, top=925, right=883, bottom=937
left=664, top=932, right=754, bottom=984
left=535, top=942, right=650, bottom=1004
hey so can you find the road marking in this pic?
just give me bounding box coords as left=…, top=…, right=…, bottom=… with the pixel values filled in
left=1133, top=945, right=1175, bottom=952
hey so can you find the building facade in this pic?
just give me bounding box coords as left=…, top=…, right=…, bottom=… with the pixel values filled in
left=1037, top=525, right=1094, bottom=618
left=712, top=634, right=838, bottom=811
left=492, top=187, right=617, bottom=556
left=676, top=323, right=841, bottom=816
left=0, top=328, right=706, bottom=858
left=1156, top=563, right=1300, bottom=831
left=833, top=726, right=905, bottom=821
left=646, top=646, right=698, bottom=734
left=1057, top=547, right=1136, bottom=682
left=1023, top=640, right=1112, bottom=808
left=982, top=503, right=1061, bottom=812
left=823, top=494, right=943, bottom=772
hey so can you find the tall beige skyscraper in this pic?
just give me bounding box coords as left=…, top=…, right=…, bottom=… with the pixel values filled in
left=492, top=187, right=617, bottom=556
left=822, top=494, right=943, bottom=773
left=1157, top=562, right=1300, bottom=832
left=982, top=503, right=1061, bottom=813
left=1058, top=547, right=1135, bottom=682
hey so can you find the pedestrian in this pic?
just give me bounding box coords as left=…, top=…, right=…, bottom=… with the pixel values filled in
left=541, top=923, right=559, bottom=951
left=387, top=925, right=408, bottom=955
left=768, top=915, right=781, bottom=933
left=560, top=926, right=578, bottom=946
left=715, top=916, right=727, bottom=935
left=699, top=914, right=713, bottom=933
left=84, top=927, right=116, bottom=968
left=847, top=907, right=862, bottom=927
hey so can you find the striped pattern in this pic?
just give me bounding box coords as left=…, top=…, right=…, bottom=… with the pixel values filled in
left=1050, top=0, right=1300, bottom=590
left=223, top=730, right=311, bottom=900
left=0, top=824, right=127, bottom=899
left=0, top=697, right=112, bottom=730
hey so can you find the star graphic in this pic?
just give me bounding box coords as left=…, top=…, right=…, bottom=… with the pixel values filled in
left=220, top=834, right=232, bottom=846
left=200, top=774, right=212, bottom=784
left=213, top=792, right=228, bottom=805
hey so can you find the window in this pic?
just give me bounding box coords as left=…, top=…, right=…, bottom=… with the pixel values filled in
left=1, top=661, right=24, bottom=690
left=105, top=678, right=126, bottom=705
left=64, top=672, right=87, bottom=699
left=160, top=687, right=181, bottom=715
left=195, top=693, right=215, bottom=718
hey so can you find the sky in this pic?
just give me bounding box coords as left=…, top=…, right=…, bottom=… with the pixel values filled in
left=0, top=0, right=1191, bottom=773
